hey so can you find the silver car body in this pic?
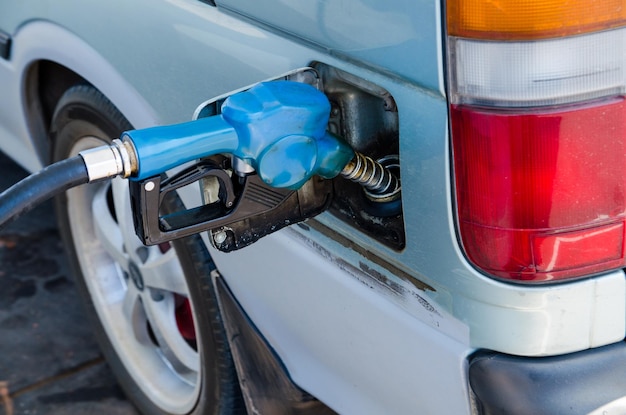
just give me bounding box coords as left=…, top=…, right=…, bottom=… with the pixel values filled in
left=1, top=1, right=624, bottom=413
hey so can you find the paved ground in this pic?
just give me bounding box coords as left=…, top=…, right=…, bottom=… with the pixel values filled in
left=0, top=152, right=139, bottom=415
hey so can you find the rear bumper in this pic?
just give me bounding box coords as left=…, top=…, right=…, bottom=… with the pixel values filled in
left=470, top=341, right=626, bottom=415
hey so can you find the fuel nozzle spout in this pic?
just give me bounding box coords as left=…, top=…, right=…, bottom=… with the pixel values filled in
left=120, top=80, right=403, bottom=246
left=119, top=81, right=400, bottom=197
left=122, top=81, right=356, bottom=188
left=82, top=80, right=400, bottom=200
left=341, top=152, right=401, bottom=202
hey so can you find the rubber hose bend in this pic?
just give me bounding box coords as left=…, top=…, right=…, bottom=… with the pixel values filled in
left=0, top=156, right=89, bottom=228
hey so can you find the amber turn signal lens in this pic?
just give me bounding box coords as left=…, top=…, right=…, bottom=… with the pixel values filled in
left=447, top=0, right=626, bottom=40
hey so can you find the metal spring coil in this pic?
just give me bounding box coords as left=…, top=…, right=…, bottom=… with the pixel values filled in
left=341, top=152, right=399, bottom=196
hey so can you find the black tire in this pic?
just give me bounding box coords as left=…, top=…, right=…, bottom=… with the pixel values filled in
left=51, top=85, right=244, bottom=415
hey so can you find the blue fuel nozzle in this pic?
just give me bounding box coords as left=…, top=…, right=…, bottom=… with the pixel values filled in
left=123, top=81, right=355, bottom=190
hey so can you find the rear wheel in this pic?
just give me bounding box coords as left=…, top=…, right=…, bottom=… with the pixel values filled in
left=51, top=85, right=243, bottom=415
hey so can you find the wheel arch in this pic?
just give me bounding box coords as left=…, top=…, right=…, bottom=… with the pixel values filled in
left=14, top=20, right=160, bottom=164
left=23, top=60, right=87, bottom=164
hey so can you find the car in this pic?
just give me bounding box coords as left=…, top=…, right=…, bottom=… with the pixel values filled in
left=2, top=1, right=626, bottom=414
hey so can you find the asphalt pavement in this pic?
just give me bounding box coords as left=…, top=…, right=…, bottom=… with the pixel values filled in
left=0, top=152, right=139, bottom=415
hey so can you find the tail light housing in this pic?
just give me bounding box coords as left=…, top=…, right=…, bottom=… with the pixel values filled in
left=448, top=0, right=626, bottom=282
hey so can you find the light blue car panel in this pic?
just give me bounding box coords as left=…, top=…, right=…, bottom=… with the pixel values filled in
left=215, top=0, right=445, bottom=93
left=207, top=227, right=472, bottom=414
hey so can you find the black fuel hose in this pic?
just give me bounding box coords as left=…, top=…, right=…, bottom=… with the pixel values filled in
left=0, top=156, right=89, bottom=228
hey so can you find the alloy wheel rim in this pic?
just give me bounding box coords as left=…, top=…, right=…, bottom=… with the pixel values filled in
left=66, top=136, right=201, bottom=413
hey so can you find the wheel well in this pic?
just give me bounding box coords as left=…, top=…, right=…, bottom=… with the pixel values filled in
left=24, top=60, right=88, bottom=164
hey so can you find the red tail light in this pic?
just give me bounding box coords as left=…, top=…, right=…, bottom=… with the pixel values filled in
left=452, top=99, right=626, bottom=281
